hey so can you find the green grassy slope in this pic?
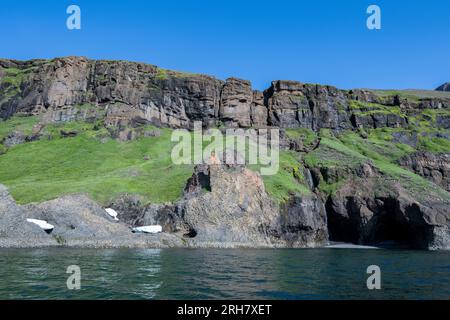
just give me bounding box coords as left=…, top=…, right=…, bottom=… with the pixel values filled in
left=0, top=113, right=449, bottom=205
left=0, top=117, right=194, bottom=204
left=0, top=116, right=312, bottom=205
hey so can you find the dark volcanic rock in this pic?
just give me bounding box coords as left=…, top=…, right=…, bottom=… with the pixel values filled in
left=399, top=152, right=450, bottom=191
left=219, top=78, right=253, bottom=127
left=108, top=194, right=144, bottom=225
left=1, top=57, right=449, bottom=132
left=436, top=83, right=450, bottom=91
left=134, top=164, right=329, bottom=247
left=266, top=80, right=351, bottom=131
left=324, top=174, right=449, bottom=250
left=274, top=195, right=328, bottom=246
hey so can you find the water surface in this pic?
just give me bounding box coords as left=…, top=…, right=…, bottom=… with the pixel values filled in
left=0, top=248, right=448, bottom=299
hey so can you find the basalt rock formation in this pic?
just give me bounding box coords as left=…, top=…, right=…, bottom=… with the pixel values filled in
left=1, top=57, right=449, bottom=132
left=175, top=165, right=328, bottom=247
left=398, top=152, right=449, bottom=191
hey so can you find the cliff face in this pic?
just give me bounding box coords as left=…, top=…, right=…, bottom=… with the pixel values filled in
left=1, top=57, right=449, bottom=132
left=0, top=57, right=449, bottom=250
left=0, top=57, right=263, bottom=129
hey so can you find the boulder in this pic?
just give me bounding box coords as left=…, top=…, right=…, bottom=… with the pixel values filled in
left=3, top=131, right=25, bottom=147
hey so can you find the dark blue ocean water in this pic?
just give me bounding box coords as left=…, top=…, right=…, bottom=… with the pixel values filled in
left=0, top=248, right=448, bottom=299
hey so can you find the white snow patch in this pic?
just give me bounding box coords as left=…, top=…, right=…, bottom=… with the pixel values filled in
left=27, top=219, right=54, bottom=231
left=105, top=208, right=119, bottom=221
left=132, top=225, right=162, bottom=234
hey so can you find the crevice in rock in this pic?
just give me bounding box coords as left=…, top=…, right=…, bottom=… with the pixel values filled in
left=183, top=229, right=197, bottom=238
left=184, top=166, right=212, bottom=195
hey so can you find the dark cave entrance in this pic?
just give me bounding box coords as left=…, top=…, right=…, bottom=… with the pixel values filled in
left=326, top=197, right=430, bottom=249
left=184, top=169, right=211, bottom=194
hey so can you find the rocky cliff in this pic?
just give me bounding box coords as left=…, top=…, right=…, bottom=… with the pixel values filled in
left=0, top=57, right=449, bottom=250
left=1, top=57, right=449, bottom=132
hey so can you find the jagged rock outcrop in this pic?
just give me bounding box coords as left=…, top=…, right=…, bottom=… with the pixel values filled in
left=110, top=165, right=329, bottom=247
left=3, top=131, right=25, bottom=147
left=436, top=83, right=450, bottom=91
left=177, top=164, right=328, bottom=246
left=266, top=80, right=352, bottom=131
left=0, top=162, right=330, bottom=248
left=399, top=152, right=449, bottom=191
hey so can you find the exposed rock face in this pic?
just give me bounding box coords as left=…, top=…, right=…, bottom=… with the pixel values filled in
left=111, top=165, right=329, bottom=247
left=0, top=184, right=54, bottom=247
left=0, top=184, right=184, bottom=248
left=2, top=57, right=449, bottom=132
left=326, top=184, right=449, bottom=250
left=351, top=112, right=408, bottom=129
left=266, top=81, right=351, bottom=131
left=436, top=83, right=450, bottom=91
left=311, top=160, right=450, bottom=250
left=275, top=195, right=328, bottom=247
left=219, top=78, right=253, bottom=127
left=251, top=91, right=268, bottom=126
left=399, top=152, right=450, bottom=191
left=1, top=57, right=449, bottom=250
left=0, top=161, right=330, bottom=248
left=0, top=58, right=267, bottom=129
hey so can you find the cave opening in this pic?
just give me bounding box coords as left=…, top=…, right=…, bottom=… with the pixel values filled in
left=198, top=171, right=211, bottom=192
left=183, top=229, right=197, bottom=238
left=326, top=197, right=430, bottom=249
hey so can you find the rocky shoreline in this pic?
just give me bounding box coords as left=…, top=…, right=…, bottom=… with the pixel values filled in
left=1, top=164, right=448, bottom=250
left=0, top=165, right=327, bottom=249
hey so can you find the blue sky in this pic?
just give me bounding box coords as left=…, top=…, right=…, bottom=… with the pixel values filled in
left=0, top=0, right=449, bottom=90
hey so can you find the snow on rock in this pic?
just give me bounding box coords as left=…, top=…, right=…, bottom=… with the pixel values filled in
left=105, top=208, right=119, bottom=221
left=131, top=225, right=162, bottom=234
left=26, top=219, right=54, bottom=232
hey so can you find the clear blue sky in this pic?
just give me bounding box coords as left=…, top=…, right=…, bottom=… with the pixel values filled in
left=0, top=0, right=449, bottom=90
